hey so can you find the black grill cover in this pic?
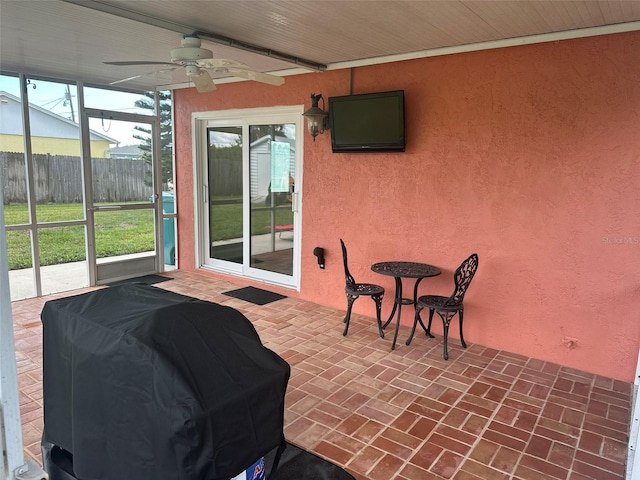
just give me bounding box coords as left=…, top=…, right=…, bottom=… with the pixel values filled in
left=41, top=284, right=290, bottom=480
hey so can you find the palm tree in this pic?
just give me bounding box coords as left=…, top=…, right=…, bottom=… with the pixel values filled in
left=132, top=91, right=173, bottom=188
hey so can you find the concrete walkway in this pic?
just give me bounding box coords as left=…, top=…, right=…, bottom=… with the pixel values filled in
left=9, top=261, right=89, bottom=301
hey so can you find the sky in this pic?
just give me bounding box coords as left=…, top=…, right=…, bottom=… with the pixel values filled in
left=0, top=75, right=158, bottom=146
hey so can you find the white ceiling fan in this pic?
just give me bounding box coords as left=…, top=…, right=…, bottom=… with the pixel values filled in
left=104, top=35, right=285, bottom=93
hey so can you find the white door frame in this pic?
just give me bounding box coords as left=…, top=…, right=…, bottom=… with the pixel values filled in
left=192, top=106, right=304, bottom=290
left=83, top=106, right=163, bottom=284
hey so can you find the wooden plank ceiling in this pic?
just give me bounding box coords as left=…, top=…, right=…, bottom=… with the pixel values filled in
left=0, top=0, right=639, bottom=91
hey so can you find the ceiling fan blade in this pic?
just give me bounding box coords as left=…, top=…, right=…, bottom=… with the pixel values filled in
left=110, top=73, right=150, bottom=85
left=104, top=61, right=173, bottom=66
left=191, top=70, right=216, bottom=93
left=196, top=58, right=249, bottom=69
left=227, top=68, right=285, bottom=86
left=109, top=67, right=179, bottom=86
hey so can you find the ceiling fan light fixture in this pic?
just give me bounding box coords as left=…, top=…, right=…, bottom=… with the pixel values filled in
left=185, top=65, right=200, bottom=77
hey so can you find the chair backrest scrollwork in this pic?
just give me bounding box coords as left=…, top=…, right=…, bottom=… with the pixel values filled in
left=445, top=253, right=479, bottom=306
left=340, top=239, right=357, bottom=289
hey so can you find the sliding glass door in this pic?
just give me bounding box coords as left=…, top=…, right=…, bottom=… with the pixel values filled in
left=208, top=125, right=244, bottom=264
left=197, top=107, right=302, bottom=288
left=249, top=124, right=295, bottom=277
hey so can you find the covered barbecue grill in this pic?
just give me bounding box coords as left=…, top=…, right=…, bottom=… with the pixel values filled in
left=40, top=284, right=290, bottom=480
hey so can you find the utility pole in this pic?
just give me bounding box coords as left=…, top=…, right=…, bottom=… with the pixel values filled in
left=65, top=84, right=75, bottom=122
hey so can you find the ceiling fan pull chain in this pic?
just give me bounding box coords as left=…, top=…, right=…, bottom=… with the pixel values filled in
left=100, top=111, right=112, bottom=132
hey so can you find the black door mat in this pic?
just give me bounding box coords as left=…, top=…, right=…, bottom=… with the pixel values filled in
left=222, top=286, right=287, bottom=305
left=265, top=441, right=356, bottom=480
left=106, top=274, right=172, bottom=287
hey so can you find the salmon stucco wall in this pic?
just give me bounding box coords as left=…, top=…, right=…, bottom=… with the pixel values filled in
left=174, top=32, right=640, bottom=382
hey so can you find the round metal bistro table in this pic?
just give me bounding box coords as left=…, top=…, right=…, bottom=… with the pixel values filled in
left=371, top=261, right=441, bottom=350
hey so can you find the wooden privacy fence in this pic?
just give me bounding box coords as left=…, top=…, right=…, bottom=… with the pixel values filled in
left=0, top=151, right=153, bottom=203
left=208, top=157, right=242, bottom=196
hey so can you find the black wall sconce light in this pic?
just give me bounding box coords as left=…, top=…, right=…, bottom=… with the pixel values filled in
left=302, top=93, right=329, bottom=141
left=313, top=247, right=325, bottom=269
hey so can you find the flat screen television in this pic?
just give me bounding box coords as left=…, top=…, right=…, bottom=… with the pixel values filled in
left=328, top=90, right=405, bottom=153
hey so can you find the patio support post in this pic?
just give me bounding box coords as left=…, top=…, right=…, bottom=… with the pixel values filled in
left=0, top=181, right=46, bottom=478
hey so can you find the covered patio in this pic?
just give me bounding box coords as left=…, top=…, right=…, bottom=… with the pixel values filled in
left=3, top=2, right=639, bottom=478
left=14, top=270, right=630, bottom=479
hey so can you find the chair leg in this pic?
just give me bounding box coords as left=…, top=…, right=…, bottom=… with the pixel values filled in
left=426, top=308, right=435, bottom=338
left=343, top=293, right=357, bottom=336
left=459, top=308, right=467, bottom=348
left=372, top=293, right=385, bottom=338
left=406, top=305, right=421, bottom=345
left=438, top=311, right=456, bottom=360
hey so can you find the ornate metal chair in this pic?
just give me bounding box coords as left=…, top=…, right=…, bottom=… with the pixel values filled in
left=340, top=239, right=385, bottom=337
left=412, top=253, right=479, bottom=359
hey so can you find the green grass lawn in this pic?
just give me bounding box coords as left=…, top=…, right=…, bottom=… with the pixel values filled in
left=5, top=203, right=156, bottom=269
left=4, top=200, right=293, bottom=270
left=212, top=197, right=294, bottom=240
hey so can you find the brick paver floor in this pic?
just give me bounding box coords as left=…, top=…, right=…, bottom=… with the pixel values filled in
left=11, top=270, right=631, bottom=479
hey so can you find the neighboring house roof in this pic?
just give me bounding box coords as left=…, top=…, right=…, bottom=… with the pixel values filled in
left=107, top=144, right=142, bottom=158
left=0, top=90, right=118, bottom=143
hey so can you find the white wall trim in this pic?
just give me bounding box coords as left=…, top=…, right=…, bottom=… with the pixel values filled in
left=327, top=21, right=640, bottom=70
